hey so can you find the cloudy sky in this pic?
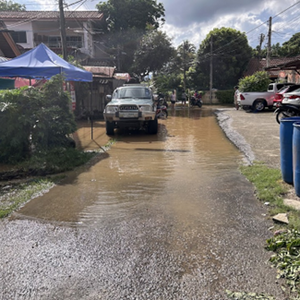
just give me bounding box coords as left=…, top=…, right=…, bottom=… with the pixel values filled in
left=22, top=0, right=300, bottom=49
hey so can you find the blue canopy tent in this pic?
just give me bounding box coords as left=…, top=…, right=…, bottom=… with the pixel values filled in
left=0, top=43, right=92, bottom=82
left=0, top=43, right=95, bottom=138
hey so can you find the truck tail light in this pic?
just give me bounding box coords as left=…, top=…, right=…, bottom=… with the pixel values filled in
left=240, top=94, right=245, bottom=100
left=274, top=93, right=283, bottom=101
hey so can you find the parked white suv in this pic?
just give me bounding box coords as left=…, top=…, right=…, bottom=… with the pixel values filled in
left=103, top=84, right=158, bottom=135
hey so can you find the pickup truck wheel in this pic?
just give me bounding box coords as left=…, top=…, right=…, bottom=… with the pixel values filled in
left=106, top=121, right=115, bottom=135
left=148, top=118, right=158, bottom=134
left=253, top=100, right=265, bottom=112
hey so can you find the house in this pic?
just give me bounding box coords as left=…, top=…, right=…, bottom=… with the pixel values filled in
left=244, top=56, right=300, bottom=83
left=264, top=56, right=300, bottom=84
left=0, top=20, right=21, bottom=59
left=0, top=11, right=111, bottom=64
left=0, top=11, right=128, bottom=116
left=0, top=20, right=24, bottom=89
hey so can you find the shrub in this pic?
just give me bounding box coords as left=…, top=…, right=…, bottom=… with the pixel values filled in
left=215, top=90, right=235, bottom=104
left=0, top=75, right=77, bottom=163
left=238, top=71, right=270, bottom=92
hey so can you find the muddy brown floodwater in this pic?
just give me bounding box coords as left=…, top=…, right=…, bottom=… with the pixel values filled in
left=1, top=107, right=285, bottom=299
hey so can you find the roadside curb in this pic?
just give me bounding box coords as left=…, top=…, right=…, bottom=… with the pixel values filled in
left=215, top=109, right=255, bottom=165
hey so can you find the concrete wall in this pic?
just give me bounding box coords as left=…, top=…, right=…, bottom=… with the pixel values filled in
left=201, top=90, right=219, bottom=104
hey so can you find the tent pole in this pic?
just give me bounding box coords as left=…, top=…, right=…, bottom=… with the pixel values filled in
left=90, top=81, right=93, bottom=140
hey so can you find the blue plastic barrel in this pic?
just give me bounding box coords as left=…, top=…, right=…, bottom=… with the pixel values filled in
left=293, top=122, right=300, bottom=196
left=280, top=117, right=300, bottom=184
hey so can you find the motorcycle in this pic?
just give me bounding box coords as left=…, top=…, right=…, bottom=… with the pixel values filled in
left=275, top=93, right=300, bottom=124
left=275, top=104, right=300, bottom=124
left=190, top=96, right=203, bottom=108
left=156, top=98, right=168, bottom=119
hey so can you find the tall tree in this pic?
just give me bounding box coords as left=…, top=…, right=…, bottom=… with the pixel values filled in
left=132, top=29, right=175, bottom=79
left=0, top=0, right=25, bottom=11
left=281, top=32, right=300, bottom=57
left=193, top=27, right=252, bottom=90
left=176, top=40, right=196, bottom=91
left=96, top=0, right=165, bottom=72
left=96, top=0, right=165, bottom=33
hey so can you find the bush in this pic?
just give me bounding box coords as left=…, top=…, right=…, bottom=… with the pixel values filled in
left=215, top=90, right=235, bottom=104
left=238, top=71, right=270, bottom=92
left=21, top=147, right=96, bottom=175
left=0, top=75, right=77, bottom=163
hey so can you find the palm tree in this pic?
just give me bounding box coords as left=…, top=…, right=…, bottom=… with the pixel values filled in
left=177, top=40, right=196, bottom=91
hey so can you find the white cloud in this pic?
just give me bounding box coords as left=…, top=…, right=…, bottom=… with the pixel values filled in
left=159, top=0, right=300, bottom=49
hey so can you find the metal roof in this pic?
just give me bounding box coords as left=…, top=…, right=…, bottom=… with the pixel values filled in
left=83, top=66, right=115, bottom=78
left=0, top=11, right=103, bottom=21
left=265, top=56, right=300, bottom=71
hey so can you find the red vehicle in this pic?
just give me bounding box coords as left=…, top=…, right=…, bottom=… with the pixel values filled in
left=273, top=84, right=300, bottom=108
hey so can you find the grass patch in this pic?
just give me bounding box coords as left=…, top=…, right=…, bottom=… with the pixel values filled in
left=0, top=140, right=117, bottom=219
left=239, top=162, right=300, bottom=298
left=239, top=162, right=300, bottom=227
left=240, top=161, right=288, bottom=204
left=20, top=147, right=97, bottom=175
left=0, top=178, right=57, bottom=218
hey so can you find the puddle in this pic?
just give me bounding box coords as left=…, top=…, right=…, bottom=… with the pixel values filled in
left=16, top=107, right=242, bottom=227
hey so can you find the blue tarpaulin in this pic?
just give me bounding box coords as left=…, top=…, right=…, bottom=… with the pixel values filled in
left=0, top=43, right=92, bottom=82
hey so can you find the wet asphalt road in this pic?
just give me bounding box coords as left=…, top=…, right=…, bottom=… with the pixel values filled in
left=0, top=106, right=286, bottom=299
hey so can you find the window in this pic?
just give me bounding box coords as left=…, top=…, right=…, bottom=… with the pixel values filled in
left=48, top=36, right=82, bottom=48
left=10, top=31, right=27, bottom=43
left=48, top=36, right=61, bottom=47
left=66, top=36, right=82, bottom=48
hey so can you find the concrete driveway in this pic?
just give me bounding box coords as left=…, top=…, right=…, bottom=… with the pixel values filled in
left=216, top=108, right=280, bottom=168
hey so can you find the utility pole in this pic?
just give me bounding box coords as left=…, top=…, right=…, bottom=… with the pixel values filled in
left=267, top=16, right=272, bottom=68
left=210, top=35, right=213, bottom=104
left=59, top=0, right=67, bottom=60
left=258, top=33, right=265, bottom=62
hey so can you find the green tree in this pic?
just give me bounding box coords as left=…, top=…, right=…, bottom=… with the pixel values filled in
left=152, top=73, right=181, bottom=95
left=193, top=27, right=252, bottom=90
left=238, top=71, right=270, bottom=92
left=176, top=41, right=196, bottom=91
left=132, top=29, right=175, bottom=79
left=96, top=0, right=165, bottom=72
left=281, top=32, right=300, bottom=57
left=0, top=0, right=25, bottom=11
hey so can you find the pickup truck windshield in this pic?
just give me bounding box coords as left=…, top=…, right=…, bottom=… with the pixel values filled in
left=113, top=88, right=151, bottom=99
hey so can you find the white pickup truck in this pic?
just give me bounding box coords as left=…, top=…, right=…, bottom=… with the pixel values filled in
left=238, top=82, right=295, bottom=111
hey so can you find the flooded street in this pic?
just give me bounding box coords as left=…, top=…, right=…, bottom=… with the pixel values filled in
left=0, top=107, right=285, bottom=299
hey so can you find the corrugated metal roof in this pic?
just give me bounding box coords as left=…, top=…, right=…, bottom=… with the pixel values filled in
left=0, top=56, right=9, bottom=62
left=244, top=56, right=300, bottom=77
left=0, top=11, right=103, bottom=20
left=265, top=56, right=300, bottom=71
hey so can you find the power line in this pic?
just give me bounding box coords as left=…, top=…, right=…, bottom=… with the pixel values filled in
left=273, top=0, right=300, bottom=19
left=198, top=1, right=300, bottom=61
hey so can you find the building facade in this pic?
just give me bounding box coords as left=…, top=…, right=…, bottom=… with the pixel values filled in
left=0, top=11, right=105, bottom=61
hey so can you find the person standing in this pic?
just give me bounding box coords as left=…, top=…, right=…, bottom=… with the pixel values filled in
left=170, top=90, right=176, bottom=109
left=234, top=86, right=239, bottom=110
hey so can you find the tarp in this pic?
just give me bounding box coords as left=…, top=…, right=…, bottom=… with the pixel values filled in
left=0, top=43, right=93, bottom=82
left=0, top=78, right=14, bottom=89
